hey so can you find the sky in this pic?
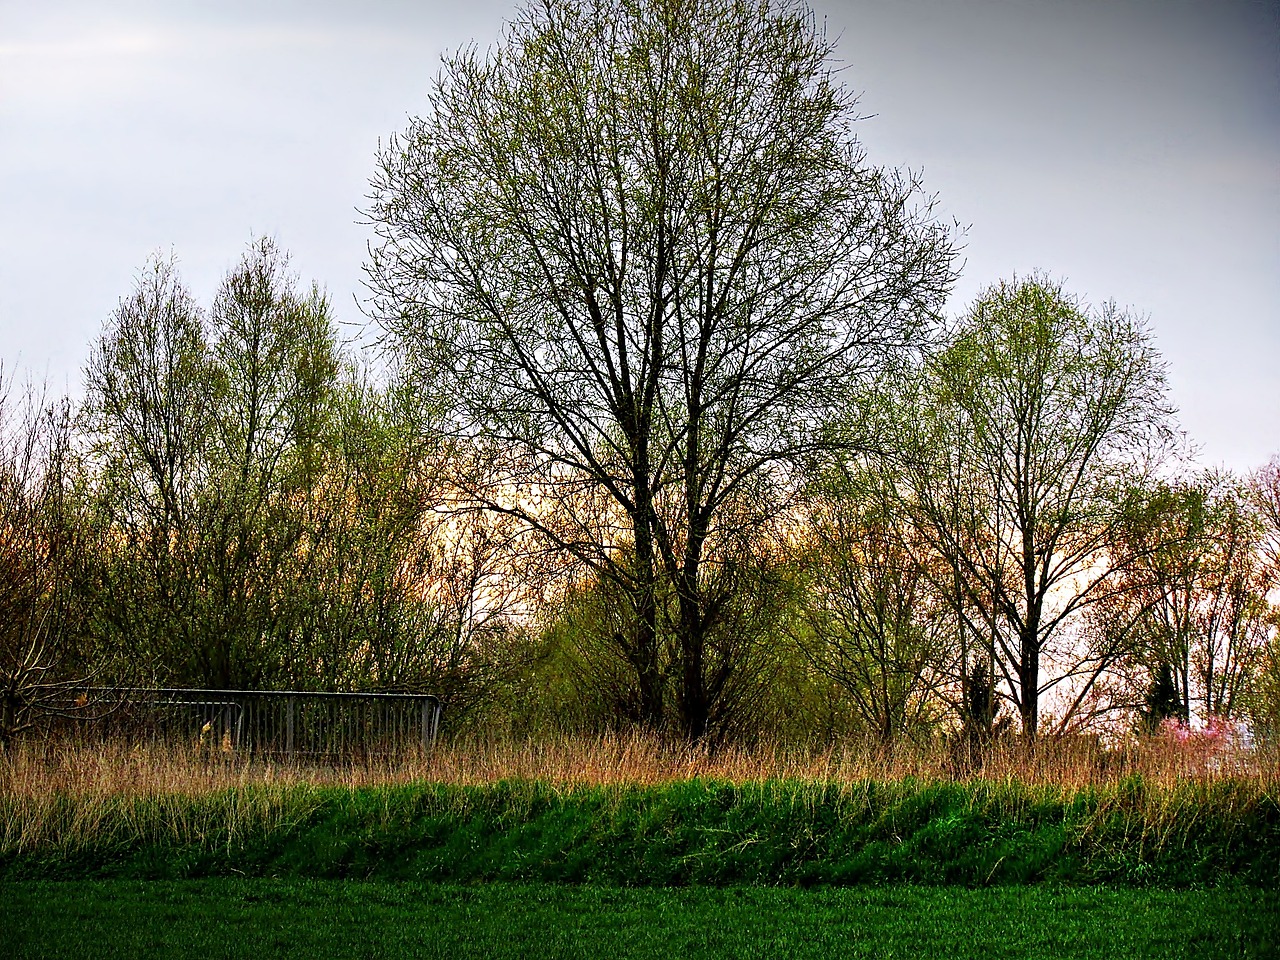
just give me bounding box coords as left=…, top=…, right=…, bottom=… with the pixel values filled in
left=1, top=0, right=1276, bottom=473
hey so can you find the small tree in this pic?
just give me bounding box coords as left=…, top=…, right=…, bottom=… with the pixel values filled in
left=1138, top=662, right=1183, bottom=733
left=798, top=462, right=955, bottom=744
left=961, top=660, right=1000, bottom=742
left=901, top=277, right=1176, bottom=737
left=0, top=373, right=105, bottom=741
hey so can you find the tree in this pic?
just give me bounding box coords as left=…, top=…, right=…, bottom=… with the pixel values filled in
left=1254, top=455, right=1280, bottom=575
left=82, top=254, right=215, bottom=683
left=1101, top=477, right=1213, bottom=724
left=1105, top=472, right=1275, bottom=725
left=367, top=0, right=956, bottom=741
left=0, top=371, right=106, bottom=741
left=80, top=240, right=533, bottom=709
left=1189, top=478, right=1274, bottom=719
left=84, top=241, right=350, bottom=688
left=1138, top=662, right=1182, bottom=733
left=286, top=370, right=533, bottom=714
left=193, top=237, right=342, bottom=688
left=84, top=255, right=212, bottom=537
left=901, top=277, right=1176, bottom=737
left=1246, top=457, right=1280, bottom=741
left=797, top=461, right=955, bottom=744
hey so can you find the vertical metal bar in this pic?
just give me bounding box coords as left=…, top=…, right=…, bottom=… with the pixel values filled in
left=287, top=695, right=296, bottom=761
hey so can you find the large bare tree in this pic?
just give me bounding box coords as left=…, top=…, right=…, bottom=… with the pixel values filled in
left=367, top=0, right=955, bottom=740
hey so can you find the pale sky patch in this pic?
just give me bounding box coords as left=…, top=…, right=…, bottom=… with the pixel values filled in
left=0, top=0, right=1275, bottom=472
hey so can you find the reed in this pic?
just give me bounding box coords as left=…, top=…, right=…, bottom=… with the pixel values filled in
left=3, top=728, right=1275, bottom=802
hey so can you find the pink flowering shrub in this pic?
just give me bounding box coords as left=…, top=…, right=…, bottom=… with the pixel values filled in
left=1153, top=715, right=1242, bottom=774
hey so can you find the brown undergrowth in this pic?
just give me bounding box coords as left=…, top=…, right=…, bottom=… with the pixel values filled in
left=3, top=728, right=1275, bottom=797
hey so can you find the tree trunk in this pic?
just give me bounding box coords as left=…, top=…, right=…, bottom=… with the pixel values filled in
left=1019, top=627, right=1040, bottom=737
left=631, top=508, right=664, bottom=730
left=678, top=602, right=708, bottom=742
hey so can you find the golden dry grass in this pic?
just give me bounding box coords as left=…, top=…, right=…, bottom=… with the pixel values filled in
left=3, top=728, right=1276, bottom=800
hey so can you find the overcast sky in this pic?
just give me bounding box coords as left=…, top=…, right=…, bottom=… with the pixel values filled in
left=1, top=0, right=1276, bottom=472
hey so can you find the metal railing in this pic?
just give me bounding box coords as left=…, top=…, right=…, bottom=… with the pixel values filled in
left=70, top=688, right=442, bottom=757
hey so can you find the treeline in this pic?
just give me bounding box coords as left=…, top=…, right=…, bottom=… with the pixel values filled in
left=1, top=240, right=529, bottom=740
left=2, top=243, right=1276, bottom=746
left=4, top=0, right=1278, bottom=747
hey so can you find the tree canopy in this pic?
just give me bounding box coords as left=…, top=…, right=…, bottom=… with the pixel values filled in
left=366, top=0, right=956, bottom=741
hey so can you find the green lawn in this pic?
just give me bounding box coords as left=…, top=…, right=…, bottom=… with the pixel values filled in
left=3, top=880, right=1276, bottom=959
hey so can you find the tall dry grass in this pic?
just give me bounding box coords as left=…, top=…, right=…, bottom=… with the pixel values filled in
left=3, top=728, right=1276, bottom=798
left=2, top=731, right=1275, bottom=862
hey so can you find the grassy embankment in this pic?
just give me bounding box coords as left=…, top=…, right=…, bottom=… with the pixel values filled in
left=3, top=733, right=1277, bottom=886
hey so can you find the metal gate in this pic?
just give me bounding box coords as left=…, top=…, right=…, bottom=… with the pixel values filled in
left=70, top=688, right=442, bottom=757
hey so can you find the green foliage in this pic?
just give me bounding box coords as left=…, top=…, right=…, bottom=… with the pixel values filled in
left=82, top=241, right=345, bottom=688
left=487, top=555, right=818, bottom=743
left=797, top=461, right=957, bottom=743
left=67, top=239, right=529, bottom=714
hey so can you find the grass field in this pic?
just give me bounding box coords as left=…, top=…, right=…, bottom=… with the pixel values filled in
left=4, top=880, right=1278, bottom=960
left=3, top=735, right=1276, bottom=958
